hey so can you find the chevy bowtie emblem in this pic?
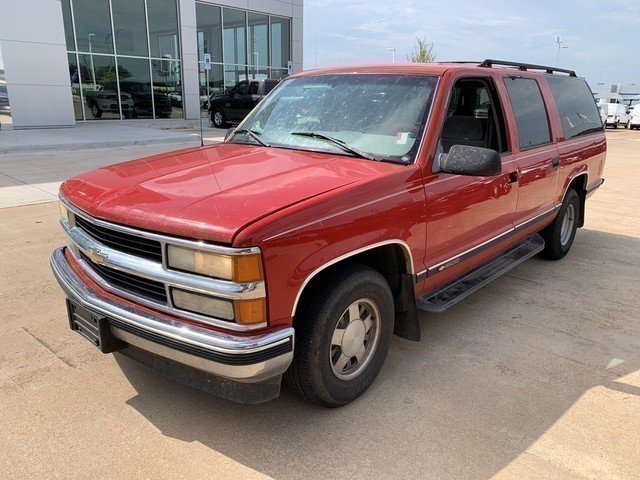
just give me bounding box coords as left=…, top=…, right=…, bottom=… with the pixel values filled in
left=86, top=247, right=108, bottom=265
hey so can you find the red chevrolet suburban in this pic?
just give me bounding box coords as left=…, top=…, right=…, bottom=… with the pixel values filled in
left=51, top=60, right=606, bottom=407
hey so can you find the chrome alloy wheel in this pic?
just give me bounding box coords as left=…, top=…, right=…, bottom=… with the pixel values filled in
left=330, top=298, right=381, bottom=380
left=560, top=203, right=576, bottom=247
left=213, top=111, right=223, bottom=126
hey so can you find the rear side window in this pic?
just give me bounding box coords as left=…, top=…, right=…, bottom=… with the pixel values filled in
left=264, top=80, right=278, bottom=94
left=504, top=77, right=551, bottom=149
left=546, top=76, right=603, bottom=139
left=248, top=82, right=259, bottom=95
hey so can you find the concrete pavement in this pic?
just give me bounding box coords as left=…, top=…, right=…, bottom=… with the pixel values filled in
left=0, top=130, right=638, bottom=479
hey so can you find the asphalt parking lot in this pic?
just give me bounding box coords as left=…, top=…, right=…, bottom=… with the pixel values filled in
left=1, top=129, right=638, bottom=479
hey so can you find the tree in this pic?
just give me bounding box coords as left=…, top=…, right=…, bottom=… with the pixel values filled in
left=407, top=37, right=436, bottom=63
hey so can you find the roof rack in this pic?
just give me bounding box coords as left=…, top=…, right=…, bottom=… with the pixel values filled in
left=478, top=59, right=576, bottom=77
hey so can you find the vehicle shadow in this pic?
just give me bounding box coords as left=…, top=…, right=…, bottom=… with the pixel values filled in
left=115, top=228, right=640, bottom=479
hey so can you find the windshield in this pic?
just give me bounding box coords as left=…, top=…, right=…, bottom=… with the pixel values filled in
left=230, top=74, right=438, bottom=163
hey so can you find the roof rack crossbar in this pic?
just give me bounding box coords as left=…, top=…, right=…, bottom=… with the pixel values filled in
left=478, top=59, right=577, bottom=77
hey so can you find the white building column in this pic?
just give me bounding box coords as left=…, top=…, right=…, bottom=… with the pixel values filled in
left=0, top=0, right=75, bottom=128
left=179, top=0, right=201, bottom=120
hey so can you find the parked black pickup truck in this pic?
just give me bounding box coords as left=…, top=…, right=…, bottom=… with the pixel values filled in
left=209, top=79, right=280, bottom=128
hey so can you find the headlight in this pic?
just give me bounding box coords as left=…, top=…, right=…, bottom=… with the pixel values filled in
left=167, top=245, right=263, bottom=283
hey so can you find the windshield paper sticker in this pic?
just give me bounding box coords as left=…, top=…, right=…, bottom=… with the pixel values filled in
left=396, top=132, right=409, bottom=144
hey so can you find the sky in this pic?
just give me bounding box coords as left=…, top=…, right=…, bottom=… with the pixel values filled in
left=303, top=0, right=640, bottom=86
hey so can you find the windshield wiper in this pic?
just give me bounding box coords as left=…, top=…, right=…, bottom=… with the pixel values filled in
left=291, top=132, right=376, bottom=161
left=232, top=128, right=271, bottom=147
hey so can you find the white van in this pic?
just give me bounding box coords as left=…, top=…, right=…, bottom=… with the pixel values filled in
left=600, top=103, right=629, bottom=128
left=629, top=105, right=640, bottom=130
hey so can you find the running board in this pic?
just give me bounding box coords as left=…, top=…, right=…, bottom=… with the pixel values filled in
left=417, top=234, right=545, bottom=313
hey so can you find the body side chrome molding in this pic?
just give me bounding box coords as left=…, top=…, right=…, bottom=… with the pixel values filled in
left=290, top=239, right=415, bottom=317
left=423, top=205, right=560, bottom=279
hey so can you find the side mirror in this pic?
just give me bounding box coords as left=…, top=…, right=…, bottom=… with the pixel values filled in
left=224, top=127, right=236, bottom=141
left=440, top=145, right=501, bottom=176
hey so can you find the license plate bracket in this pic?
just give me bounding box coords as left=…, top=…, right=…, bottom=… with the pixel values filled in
left=66, top=299, right=127, bottom=353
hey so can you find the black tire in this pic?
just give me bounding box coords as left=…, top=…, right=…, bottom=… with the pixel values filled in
left=540, top=188, right=580, bottom=260
left=613, top=121, right=618, bottom=129
left=211, top=108, right=228, bottom=128
left=90, top=103, right=102, bottom=119
left=284, top=264, right=395, bottom=407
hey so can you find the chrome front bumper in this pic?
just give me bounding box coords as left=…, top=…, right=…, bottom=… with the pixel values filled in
left=50, top=247, right=294, bottom=385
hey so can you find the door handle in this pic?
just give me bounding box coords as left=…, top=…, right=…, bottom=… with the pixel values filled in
left=507, top=171, right=518, bottom=184
left=551, top=157, right=560, bottom=168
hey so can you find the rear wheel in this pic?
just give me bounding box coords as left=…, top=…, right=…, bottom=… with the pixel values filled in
left=90, top=103, right=102, bottom=119
left=211, top=108, right=228, bottom=128
left=540, top=188, right=580, bottom=260
left=284, top=264, right=395, bottom=407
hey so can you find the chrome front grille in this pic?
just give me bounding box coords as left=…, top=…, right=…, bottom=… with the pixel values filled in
left=79, top=251, right=168, bottom=304
left=74, top=215, right=162, bottom=262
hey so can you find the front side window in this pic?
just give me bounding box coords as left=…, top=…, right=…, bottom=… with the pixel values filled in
left=504, top=77, right=551, bottom=150
left=440, top=78, right=508, bottom=155
left=232, top=74, right=438, bottom=163
left=546, top=75, right=603, bottom=139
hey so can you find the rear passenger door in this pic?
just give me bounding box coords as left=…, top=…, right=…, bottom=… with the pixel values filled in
left=503, top=76, right=560, bottom=227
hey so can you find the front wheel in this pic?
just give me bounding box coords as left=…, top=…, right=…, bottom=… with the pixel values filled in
left=284, top=264, right=395, bottom=407
left=540, top=188, right=580, bottom=260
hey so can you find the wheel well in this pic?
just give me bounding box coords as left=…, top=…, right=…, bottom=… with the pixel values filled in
left=294, top=244, right=421, bottom=341
left=567, top=174, right=588, bottom=228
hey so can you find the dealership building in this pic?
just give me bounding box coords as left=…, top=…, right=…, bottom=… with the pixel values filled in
left=0, top=0, right=303, bottom=129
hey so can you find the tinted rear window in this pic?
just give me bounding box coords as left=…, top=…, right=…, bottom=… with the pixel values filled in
left=546, top=76, right=603, bottom=139
left=504, top=77, right=551, bottom=149
left=264, top=80, right=278, bottom=93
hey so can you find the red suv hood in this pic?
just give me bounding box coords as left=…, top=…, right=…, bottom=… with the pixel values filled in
left=61, top=144, right=391, bottom=244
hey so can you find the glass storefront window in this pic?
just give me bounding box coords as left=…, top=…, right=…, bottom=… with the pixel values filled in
left=68, top=53, right=84, bottom=120
left=248, top=13, right=269, bottom=68
left=224, top=65, right=248, bottom=90
left=112, top=0, right=149, bottom=57
left=223, top=8, right=246, bottom=65
left=199, top=63, right=224, bottom=110
left=148, top=0, right=180, bottom=60
left=73, top=0, right=114, bottom=54
left=78, top=54, right=120, bottom=119
left=196, top=3, right=222, bottom=64
left=150, top=57, right=178, bottom=118
left=0, top=44, right=12, bottom=129
left=61, top=0, right=76, bottom=52
left=115, top=57, right=153, bottom=118
left=271, top=17, right=290, bottom=69
left=61, top=0, right=293, bottom=120
left=270, top=68, right=288, bottom=80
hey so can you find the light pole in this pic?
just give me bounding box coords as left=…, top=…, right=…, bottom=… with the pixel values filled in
left=386, top=47, right=396, bottom=63
left=88, top=33, right=96, bottom=88
left=555, top=36, right=568, bottom=67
